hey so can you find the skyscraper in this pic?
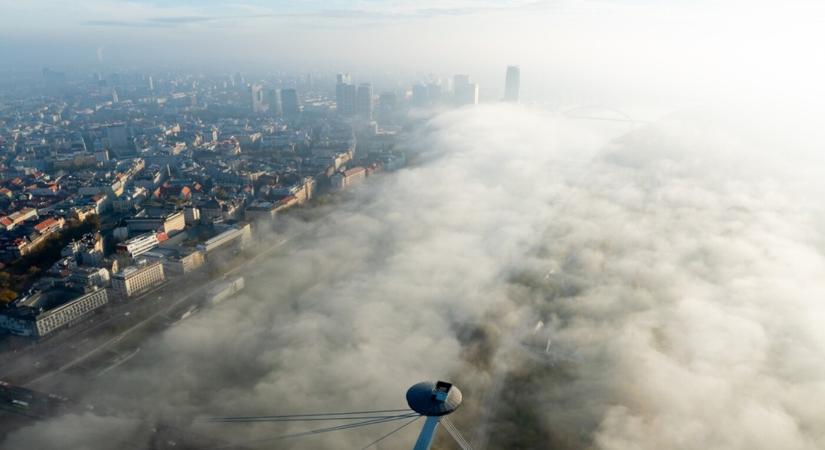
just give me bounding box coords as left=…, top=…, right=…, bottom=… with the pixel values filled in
left=427, top=84, right=442, bottom=105
left=504, top=66, right=520, bottom=102
left=281, top=88, right=301, bottom=120
left=251, top=84, right=265, bottom=113
left=356, top=83, right=373, bottom=120
left=336, top=83, right=357, bottom=116
left=377, top=92, right=397, bottom=124
left=453, top=74, right=478, bottom=106
left=266, top=88, right=282, bottom=117
left=412, top=84, right=429, bottom=107
left=453, top=74, right=470, bottom=90
left=336, top=73, right=357, bottom=116
left=231, top=72, right=243, bottom=89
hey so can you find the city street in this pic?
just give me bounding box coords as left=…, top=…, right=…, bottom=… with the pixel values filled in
left=0, top=234, right=290, bottom=395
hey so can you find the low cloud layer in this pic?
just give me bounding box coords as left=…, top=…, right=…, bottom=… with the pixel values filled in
left=5, top=104, right=825, bottom=449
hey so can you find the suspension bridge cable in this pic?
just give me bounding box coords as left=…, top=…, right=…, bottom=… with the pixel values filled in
left=205, top=408, right=413, bottom=422
left=442, top=416, right=475, bottom=450
left=207, top=414, right=419, bottom=449
left=207, top=413, right=417, bottom=423
left=358, top=416, right=421, bottom=450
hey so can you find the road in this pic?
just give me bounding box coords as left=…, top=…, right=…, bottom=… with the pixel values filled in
left=0, top=234, right=290, bottom=393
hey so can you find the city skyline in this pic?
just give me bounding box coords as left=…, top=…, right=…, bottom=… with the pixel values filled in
left=4, top=1, right=825, bottom=108
left=1, top=2, right=825, bottom=449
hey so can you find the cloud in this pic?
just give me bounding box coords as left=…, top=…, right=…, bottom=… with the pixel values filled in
left=6, top=103, right=825, bottom=449
left=83, top=15, right=229, bottom=28
left=75, top=0, right=548, bottom=29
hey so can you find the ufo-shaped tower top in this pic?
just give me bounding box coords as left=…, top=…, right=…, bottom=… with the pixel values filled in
left=406, top=381, right=463, bottom=417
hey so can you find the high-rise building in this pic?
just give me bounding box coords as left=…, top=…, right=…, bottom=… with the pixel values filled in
left=281, top=88, right=301, bottom=120
left=336, top=76, right=357, bottom=116
left=504, top=66, right=520, bottom=102
left=112, top=88, right=119, bottom=104
left=378, top=92, right=397, bottom=110
left=266, top=88, right=282, bottom=117
left=453, top=74, right=470, bottom=92
left=148, top=76, right=154, bottom=92
left=453, top=75, right=478, bottom=106
left=251, top=84, right=265, bottom=113
left=336, top=73, right=352, bottom=85
left=427, top=84, right=442, bottom=105
left=378, top=92, right=397, bottom=124
left=412, top=84, right=429, bottom=108
left=356, top=83, right=373, bottom=120
left=231, top=72, right=243, bottom=88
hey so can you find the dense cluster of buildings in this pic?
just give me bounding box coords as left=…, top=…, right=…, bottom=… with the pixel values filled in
left=0, top=65, right=519, bottom=339
left=0, top=70, right=408, bottom=338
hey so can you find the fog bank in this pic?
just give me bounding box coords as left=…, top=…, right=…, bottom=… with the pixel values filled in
left=5, top=103, right=825, bottom=449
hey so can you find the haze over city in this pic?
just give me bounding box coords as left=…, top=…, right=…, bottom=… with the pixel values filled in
left=0, top=1, right=824, bottom=449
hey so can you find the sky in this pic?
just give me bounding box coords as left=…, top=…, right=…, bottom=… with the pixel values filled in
left=3, top=0, right=825, bottom=107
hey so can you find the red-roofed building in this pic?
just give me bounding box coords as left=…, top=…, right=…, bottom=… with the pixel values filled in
left=34, top=217, right=65, bottom=235
left=1, top=208, right=38, bottom=231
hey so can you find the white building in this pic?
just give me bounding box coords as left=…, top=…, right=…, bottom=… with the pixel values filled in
left=116, top=232, right=159, bottom=258
left=141, top=248, right=205, bottom=276
left=35, top=288, right=109, bottom=336
left=504, top=65, right=520, bottom=102
left=0, top=288, right=109, bottom=337
left=126, top=209, right=185, bottom=234
left=112, top=260, right=165, bottom=299
left=453, top=74, right=479, bottom=106
left=197, top=224, right=252, bottom=255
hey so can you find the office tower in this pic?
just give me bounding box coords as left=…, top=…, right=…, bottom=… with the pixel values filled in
left=356, top=83, right=373, bottom=120
left=148, top=76, right=154, bottom=92
left=378, top=92, right=397, bottom=110
left=93, top=72, right=106, bottom=87
left=453, top=74, right=478, bottom=106
left=232, top=72, right=243, bottom=88
left=378, top=92, right=397, bottom=124
left=266, top=88, right=282, bottom=117
left=504, top=65, right=520, bottom=102
left=336, top=73, right=356, bottom=116
left=112, top=88, right=119, bottom=104
left=412, top=85, right=429, bottom=107
left=251, top=84, right=265, bottom=113
left=467, top=84, right=479, bottom=105
left=427, top=84, right=442, bottom=104
left=281, top=88, right=301, bottom=120
left=336, top=82, right=357, bottom=116
left=453, top=74, right=470, bottom=92
left=437, top=76, right=453, bottom=94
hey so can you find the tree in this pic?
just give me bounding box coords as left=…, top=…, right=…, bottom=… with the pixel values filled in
left=0, top=288, right=17, bottom=304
